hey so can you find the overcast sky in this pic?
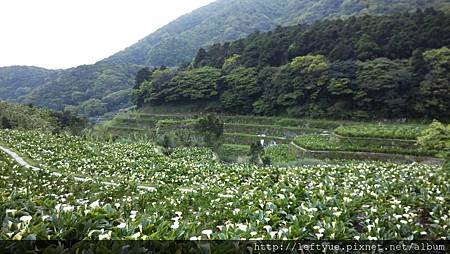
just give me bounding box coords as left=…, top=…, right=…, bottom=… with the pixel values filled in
left=0, top=0, right=215, bottom=69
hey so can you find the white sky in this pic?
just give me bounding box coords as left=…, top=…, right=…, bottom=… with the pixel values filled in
left=0, top=0, right=215, bottom=69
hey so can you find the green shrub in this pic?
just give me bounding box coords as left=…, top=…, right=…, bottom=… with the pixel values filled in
left=249, top=142, right=265, bottom=165
left=194, top=114, right=224, bottom=151
left=1, top=116, right=12, bottom=129
left=418, top=120, right=450, bottom=165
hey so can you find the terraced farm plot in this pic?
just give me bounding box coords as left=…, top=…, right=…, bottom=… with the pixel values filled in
left=1, top=129, right=449, bottom=240
left=293, top=134, right=437, bottom=157
left=103, top=112, right=342, bottom=136
left=95, top=112, right=440, bottom=163
left=224, top=123, right=325, bottom=139
left=334, top=124, right=425, bottom=140
left=99, top=113, right=334, bottom=154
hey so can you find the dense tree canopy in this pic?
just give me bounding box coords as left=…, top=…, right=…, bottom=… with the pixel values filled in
left=134, top=10, right=450, bottom=120
left=414, top=47, right=450, bottom=118
left=195, top=9, right=450, bottom=68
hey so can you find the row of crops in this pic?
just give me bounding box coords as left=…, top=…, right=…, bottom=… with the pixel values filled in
left=0, top=129, right=449, bottom=240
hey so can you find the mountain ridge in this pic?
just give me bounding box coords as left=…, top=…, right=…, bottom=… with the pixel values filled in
left=1, top=0, right=449, bottom=117
left=102, top=0, right=450, bottom=67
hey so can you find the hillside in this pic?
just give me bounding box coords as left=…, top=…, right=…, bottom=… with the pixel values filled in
left=0, top=66, right=59, bottom=103
left=0, top=101, right=87, bottom=133
left=1, top=0, right=449, bottom=118
left=103, top=0, right=450, bottom=67
left=21, top=63, right=142, bottom=116
left=133, top=10, right=450, bottom=120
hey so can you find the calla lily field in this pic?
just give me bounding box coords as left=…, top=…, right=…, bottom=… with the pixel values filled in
left=0, top=129, right=448, bottom=240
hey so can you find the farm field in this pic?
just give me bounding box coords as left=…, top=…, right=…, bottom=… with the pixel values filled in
left=0, top=129, right=449, bottom=240
left=293, top=135, right=437, bottom=157
left=334, top=125, right=424, bottom=140
left=97, top=111, right=436, bottom=163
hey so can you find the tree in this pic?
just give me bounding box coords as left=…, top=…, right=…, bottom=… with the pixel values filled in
left=133, top=67, right=153, bottom=109
left=222, top=54, right=241, bottom=72
left=193, top=48, right=208, bottom=68
left=131, top=67, right=155, bottom=108
left=418, top=120, right=450, bottom=167
left=1, top=116, right=12, bottom=129
left=164, top=67, right=221, bottom=102
left=133, top=68, right=176, bottom=106
left=220, top=67, right=259, bottom=113
left=81, top=99, right=107, bottom=117
left=130, top=11, right=450, bottom=120
left=195, top=114, right=224, bottom=151
left=329, top=41, right=354, bottom=61
left=289, top=55, right=328, bottom=74
left=414, top=47, right=450, bottom=119
left=252, top=66, right=278, bottom=115
left=418, top=120, right=450, bottom=151
left=285, top=55, right=330, bottom=117
left=355, top=58, right=412, bottom=118
left=50, top=110, right=88, bottom=135
left=134, top=67, right=152, bottom=89
left=249, top=142, right=264, bottom=165
left=356, top=34, right=381, bottom=60
left=411, top=49, right=428, bottom=80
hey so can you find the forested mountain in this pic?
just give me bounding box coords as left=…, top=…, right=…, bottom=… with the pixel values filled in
left=193, top=8, right=450, bottom=67
left=1, top=0, right=449, bottom=117
left=103, top=0, right=450, bottom=67
left=0, top=66, right=59, bottom=102
left=0, top=64, right=141, bottom=117
left=133, top=10, right=450, bottom=120
left=22, top=63, right=142, bottom=116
